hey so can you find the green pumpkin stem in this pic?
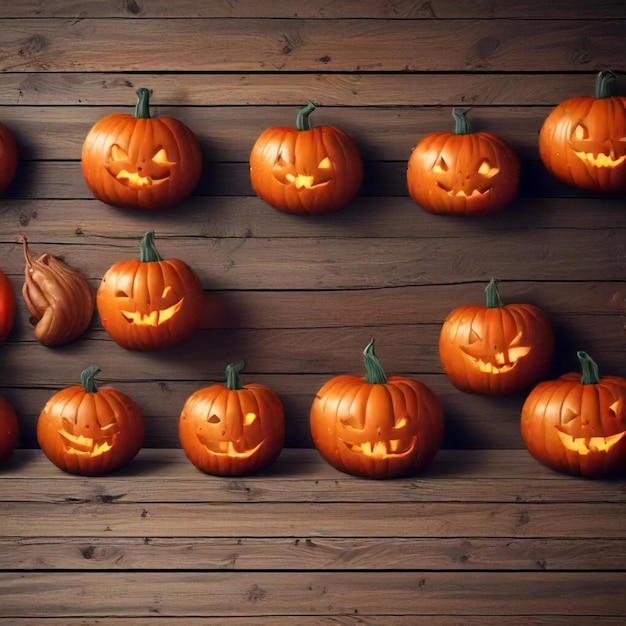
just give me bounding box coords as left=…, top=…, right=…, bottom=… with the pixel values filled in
left=577, top=351, right=600, bottom=385
left=139, top=231, right=163, bottom=263
left=296, top=102, right=316, bottom=131
left=484, top=278, right=504, bottom=309
left=594, top=71, right=619, bottom=99
left=81, top=365, right=101, bottom=393
left=363, top=339, right=388, bottom=384
left=134, top=88, right=152, bottom=119
left=226, top=359, right=246, bottom=391
left=452, top=108, right=472, bottom=135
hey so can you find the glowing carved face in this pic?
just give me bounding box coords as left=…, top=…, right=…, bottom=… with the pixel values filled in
left=58, top=416, right=120, bottom=458
left=116, top=285, right=184, bottom=327
left=570, top=123, right=626, bottom=168
left=196, top=412, right=266, bottom=459
left=460, top=330, right=532, bottom=374
left=432, top=155, right=500, bottom=199
left=106, top=145, right=175, bottom=188
left=273, top=154, right=334, bottom=190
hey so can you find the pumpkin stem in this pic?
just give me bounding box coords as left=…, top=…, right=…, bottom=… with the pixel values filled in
left=577, top=350, right=600, bottom=385
left=484, top=278, right=504, bottom=309
left=139, top=231, right=163, bottom=263
left=594, top=71, right=619, bottom=99
left=135, top=88, right=152, bottom=119
left=81, top=365, right=101, bottom=393
left=452, top=108, right=472, bottom=135
left=226, top=359, right=246, bottom=391
left=363, top=339, right=388, bottom=384
left=296, top=102, right=316, bottom=131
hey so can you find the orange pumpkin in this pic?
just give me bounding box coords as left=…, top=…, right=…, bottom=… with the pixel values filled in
left=82, top=88, right=203, bottom=210
left=310, top=339, right=444, bottom=479
left=179, top=360, right=285, bottom=476
left=539, top=71, right=626, bottom=192
left=439, top=279, right=554, bottom=395
left=37, top=365, right=144, bottom=475
left=0, top=396, right=19, bottom=464
left=20, top=236, right=94, bottom=346
left=0, top=121, right=18, bottom=196
left=0, top=266, right=15, bottom=341
left=97, top=231, right=204, bottom=351
left=407, top=108, right=520, bottom=215
left=250, top=102, right=363, bottom=214
left=521, top=351, right=626, bottom=478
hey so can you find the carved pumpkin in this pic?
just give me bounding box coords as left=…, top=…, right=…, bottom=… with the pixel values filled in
left=37, top=365, right=144, bottom=475
left=521, top=351, right=626, bottom=478
left=539, top=71, right=626, bottom=192
left=81, top=88, right=203, bottom=210
left=439, top=279, right=554, bottom=395
left=310, top=339, right=444, bottom=479
left=97, top=231, right=204, bottom=351
left=407, top=108, right=520, bottom=215
left=250, top=102, right=363, bottom=214
left=0, top=121, right=18, bottom=196
left=0, top=396, right=19, bottom=464
left=19, top=236, right=94, bottom=346
left=179, top=360, right=285, bottom=476
left=0, top=266, right=15, bottom=341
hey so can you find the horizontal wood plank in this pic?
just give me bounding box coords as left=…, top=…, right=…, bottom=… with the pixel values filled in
left=1, top=19, right=623, bottom=72
left=2, top=571, right=626, bottom=617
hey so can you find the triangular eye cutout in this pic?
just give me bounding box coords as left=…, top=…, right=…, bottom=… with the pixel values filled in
left=609, top=398, right=624, bottom=419
left=275, top=152, right=289, bottom=167
left=318, top=157, right=332, bottom=169
left=477, top=159, right=499, bottom=177
left=573, top=123, right=589, bottom=140
left=433, top=156, right=449, bottom=174
left=561, top=406, right=579, bottom=425
left=152, top=147, right=175, bottom=165
left=110, top=144, right=128, bottom=162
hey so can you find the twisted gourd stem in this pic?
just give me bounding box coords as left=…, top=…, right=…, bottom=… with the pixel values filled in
left=226, top=359, right=246, bottom=390
left=296, top=102, right=316, bottom=131
left=594, top=71, right=618, bottom=99
left=577, top=351, right=600, bottom=385
left=363, top=339, right=387, bottom=384
left=484, top=278, right=504, bottom=309
left=452, top=108, right=472, bottom=135
left=81, top=365, right=101, bottom=393
left=135, top=87, right=152, bottom=119
left=139, top=231, right=163, bottom=263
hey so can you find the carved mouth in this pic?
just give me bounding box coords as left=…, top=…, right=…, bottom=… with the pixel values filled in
left=555, top=429, right=626, bottom=455
left=197, top=435, right=266, bottom=458
left=113, top=169, right=170, bottom=188
left=339, top=436, right=417, bottom=459
left=573, top=151, right=626, bottom=168
left=120, top=300, right=184, bottom=326
left=435, top=183, right=491, bottom=198
left=58, top=425, right=118, bottom=456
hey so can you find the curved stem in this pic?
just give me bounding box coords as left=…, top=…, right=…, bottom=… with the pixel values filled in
left=577, top=351, right=600, bottom=385
left=452, top=108, right=472, bottom=135
left=226, top=359, right=246, bottom=390
left=363, top=339, right=387, bottom=384
left=296, top=102, right=316, bottom=131
left=139, top=231, right=163, bottom=263
left=135, top=87, right=152, bottom=119
left=81, top=365, right=101, bottom=393
left=594, top=71, right=618, bottom=99
left=484, top=278, right=504, bottom=309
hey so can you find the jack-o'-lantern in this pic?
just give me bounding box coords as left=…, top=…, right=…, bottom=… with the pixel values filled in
left=539, top=71, right=626, bottom=192
left=0, top=266, right=15, bottom=341
left=439, top=279, right=554, bottom=394
left=407, top=108, right=520, bottom=215
left=20, top=236, right=94, bottom=346
left=310, top=339, right=444, bottom=479
left=81, top=88, right=203, bottom=210
left=250, top=102, right=363, bottom=214
left=179, top=360, right=285, bottom=476
left=0, top=121, right=18, bottom=197
left=96, top=231, right=204, bottom=351
left=37, top=365, right=144, bottom=475
left=0, top=395, right=19, bottom=464
left=521, top=351, right=626, bottom=478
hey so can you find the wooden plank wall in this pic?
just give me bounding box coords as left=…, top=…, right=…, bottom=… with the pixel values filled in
left=0, top=0, right=624, bottom=451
